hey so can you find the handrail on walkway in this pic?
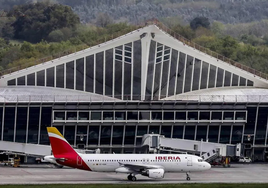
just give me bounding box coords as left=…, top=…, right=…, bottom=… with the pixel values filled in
left=151, top=20, right=268, bottom=80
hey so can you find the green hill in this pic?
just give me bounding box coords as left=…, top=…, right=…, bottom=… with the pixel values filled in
left=1, top=0, right=268, bottom=77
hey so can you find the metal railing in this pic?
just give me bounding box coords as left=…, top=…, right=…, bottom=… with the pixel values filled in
left=1, top=20, right=267, bottom=81
left=0, top=44, right=88, bottom=76
left=0, top=94, right=267, bottom=103
left=152, top=20, right=268, bottom=80
left=0, top=25, right=141, bottom=76
left=162, top=94, right=268, bottom=103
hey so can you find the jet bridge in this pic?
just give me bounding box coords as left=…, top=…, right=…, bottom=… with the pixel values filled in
left=0, top=141, right=51, bottom=156
left=141, top=134, right=241, bottom=162
left=0, top=141, right=99, bottom=161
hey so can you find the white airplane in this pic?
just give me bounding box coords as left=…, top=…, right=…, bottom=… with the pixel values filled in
left=47, top=127, right=211, bottom=181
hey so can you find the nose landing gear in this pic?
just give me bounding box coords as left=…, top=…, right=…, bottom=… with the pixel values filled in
left=186, top=172, right=191, bottom=181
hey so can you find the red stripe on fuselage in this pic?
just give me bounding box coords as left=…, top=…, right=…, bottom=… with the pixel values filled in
left=49, top=136, right=91, bottom=171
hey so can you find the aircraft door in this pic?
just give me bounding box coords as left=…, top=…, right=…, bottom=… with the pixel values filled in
left=187, top=156, right=192, bottom=166
left=77, top=155, right=83, bottom=166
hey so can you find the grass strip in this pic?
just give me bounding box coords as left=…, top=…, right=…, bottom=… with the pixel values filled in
left=2, top=184, right=268, bottom=188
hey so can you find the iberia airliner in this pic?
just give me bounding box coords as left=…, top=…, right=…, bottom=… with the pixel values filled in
left=47, top=127, right=211, bottom=181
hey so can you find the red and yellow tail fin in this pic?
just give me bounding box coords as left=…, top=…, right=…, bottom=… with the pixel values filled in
left=47, top=127, right=77, bottom=158
left=47, top=127, right=91, bottom=171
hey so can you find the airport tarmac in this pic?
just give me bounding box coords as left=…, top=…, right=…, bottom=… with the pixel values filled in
left=1, top=163, right=268, bottom=184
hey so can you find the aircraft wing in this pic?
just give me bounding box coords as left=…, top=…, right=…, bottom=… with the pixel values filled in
left=119, top=162, right=163, bottom=171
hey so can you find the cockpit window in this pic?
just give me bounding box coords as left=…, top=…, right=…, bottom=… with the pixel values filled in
left=198, top=159, right=204, bottom=162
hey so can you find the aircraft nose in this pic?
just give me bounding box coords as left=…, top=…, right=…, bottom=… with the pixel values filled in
left=206, top=162, right=211, bottom=170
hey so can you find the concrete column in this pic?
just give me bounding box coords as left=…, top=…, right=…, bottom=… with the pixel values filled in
left=140, top=32, right=152, bottom=100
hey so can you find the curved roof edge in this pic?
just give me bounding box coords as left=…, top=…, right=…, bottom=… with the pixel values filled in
left=162, top=87, right=268, bottom=103
left=0, top=86, right=122, bottom=103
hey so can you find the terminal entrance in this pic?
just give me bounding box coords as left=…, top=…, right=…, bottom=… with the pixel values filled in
left=187, top=156, right=192, bottom=166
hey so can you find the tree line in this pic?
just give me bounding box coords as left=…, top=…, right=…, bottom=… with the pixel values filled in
left=0, top=2, right=139, bottom=72
left=1, top=0, right=268, bottom=25
left=1, top=1, right=268, bottom=76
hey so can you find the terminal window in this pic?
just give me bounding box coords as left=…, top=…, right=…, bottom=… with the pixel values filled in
left=211, top=112, right=222, bottom=120
left=176, top=112, right=186, bottom=120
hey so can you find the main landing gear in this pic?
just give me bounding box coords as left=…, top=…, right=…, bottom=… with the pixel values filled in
left=127, top=174, right=137, bottom=181
left=186, top=172, right=191, bottom=181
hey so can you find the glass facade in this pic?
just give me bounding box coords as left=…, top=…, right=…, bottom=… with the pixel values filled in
left=0, top=106, right=51, bottom=144
left=184, top=55, right=193, bottom=93
left=146, top=40, right=156, bottom=100
left=17, top=76, right=25, bottom=86
left=28, top=107, right=40, bottom=144
left=15, top=107, right=27, bottom=143
left=112, top=126, right=124, bottom=145
left=192, top=59, right=201, bottom=91
left=216, top=68, right=224, bottom=87
left=196, top=126, right=207, bottom=141
left=66, top=61, right=74, bottom=89
left=125, top=126, right=135, bottom=145
left=40, top=107, right=51, bottom=145
left=86, top=55, right=94, bottom=93
left=0, top=108, right=2, bottom=140
left=27, top=73, right=35, bottom=86
left=208, top=126, right=219, bottom=143
left=76, top=58, right=84, bottom=91
left=208, top=65, right=216, bottom=88
left=88, top=126, right=99, bottom=145
left=231, top=126, right=243, bottom=144
left=95, top=52, right=103, bottom=95
left=56, top=64, right=64, bottom=88
left=37, top=70, right=45, bottom=86
left=0, top=102, right=266, bottom=158
left=52, top=110, right=247, bottom=123
left=6, top=38, right=253, bottom=100
left=255, top=107, right=268, bottom=145
left=200, top=62, right=209, bottom=89
left=105, top=49, right=113, bottom=96
left=220, top=126, right=231, bottom=143
left=224, top=71, right=231, bottom=86
left=0, top=41, right=137, bottom=100
left=176, top=52, right=185, bottom=94
left=0, top=104, right=248, bottom=143
left=46, top=67, right=54, bottom=87
left=168, top=49, right=178, bottom=96
left=65, top=126, right=75, bottom=145
left=3, top=107, right=15, bottom=141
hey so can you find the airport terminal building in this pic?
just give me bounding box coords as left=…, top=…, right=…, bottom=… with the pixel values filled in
left=1, top=24, right=268, bottom=161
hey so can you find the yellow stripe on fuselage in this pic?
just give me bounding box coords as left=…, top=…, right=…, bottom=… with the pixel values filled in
left=47, top=127, right=64, bottom=138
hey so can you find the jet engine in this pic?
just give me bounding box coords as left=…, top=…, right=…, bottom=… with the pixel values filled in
left=142, top=169, right=165, bottom=179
